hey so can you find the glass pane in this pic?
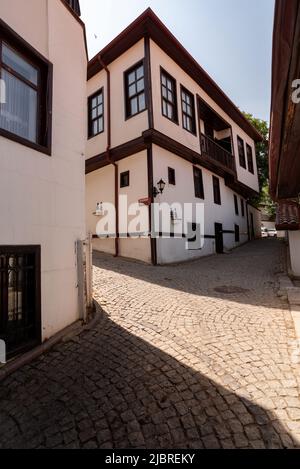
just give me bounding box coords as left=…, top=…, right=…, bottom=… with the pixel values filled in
left=0, top=70, right=37, bottom=143
left=129, top=83, right=136, bottom=98
left=167, top=90, right=173, bottom=102
left=98, top=117, right=103, bottom=133
left=182, top=102, right=187, bottom=113
left=162, top=100, right=167, bottom=116
left=161, top=74, right=167, bottom=87
left=2, top=43, right=38, bottom=86
left=138, top=93, right=146, bottom=111
left=92, top=108, right=97, bottom=119
left=97, top=104, right=103, bottom=116
left=167, top=79, right=173, bottom=91
left=137, top=78, right=144, bottom=93
left=136, top=65, right=144, bottom=79
left=92, top=97, right=97, bottom=108
left=128, top=71, right=135, bottom=85
left=130, top=97, right=138, bottom=115
left=162, top=86, right=167, bottom=99
left=167, top=103, right=173, bottom=119
left=93, top=120, right=99, bottom=135
left=97, top=93, right=103, bottom=105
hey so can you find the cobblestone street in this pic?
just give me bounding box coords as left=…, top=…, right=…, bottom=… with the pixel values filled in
left=0, top=239, right=300, bottom=449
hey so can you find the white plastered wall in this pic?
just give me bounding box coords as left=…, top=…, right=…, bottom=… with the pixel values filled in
left=0, top=0, right=87, bottom=340
left=152, top=145, right=249, bottom=264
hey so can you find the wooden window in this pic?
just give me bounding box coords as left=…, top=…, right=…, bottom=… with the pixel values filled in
left=181, top=86, right=196, bottom=134
left=124, top=61, right=146, bottom=119
left=168, top=167, right=176, bottom=185
left=237, top=136, right=246, bottom=169
left=88, top=89, right=104, bottom=138
left=246, top=143, right=254, bottom=174
left=213, top=176, right=221, bottom=205
left=0, top=245, right=41, bottom=358
left=193, top=167, right=204, bottom=199
left=161, top=68, right=178, bottom=123
left=234, top=194, right=239, bottom=216
left=120, top=171, right=130, bottom=188
left=241, top=199, right=245, bottom=217
left=235, top=224, right=240, bottom=243
left=0, top=20, right=52, bottom=154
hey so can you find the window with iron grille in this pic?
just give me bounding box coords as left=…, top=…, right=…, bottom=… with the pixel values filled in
left=0, top=246, right=41, bottom=358
left=125, top=62, right=146, bottom=119
left=168, top=167, right=176, bottom=185
left=181, top=86, right=196, bottom=134
left=161, top=68, right=178, bottom=123
left=0, top=22, right=52, bottom=154
left=193, top=167, right=204, bottom=199
left=234, top=194, right=239, bottom=216
left=237, top=136, right=246, bottom=169
left=246, top=143, right=254, bottom=174
left=88, top=89, right=104, bottom=138
left=213, top=176, right=221, bottom=205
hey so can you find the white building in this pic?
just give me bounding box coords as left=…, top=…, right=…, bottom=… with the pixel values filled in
left=0, top=0, right=87, bottom=357
left=86, top=9, right=262, bottom=265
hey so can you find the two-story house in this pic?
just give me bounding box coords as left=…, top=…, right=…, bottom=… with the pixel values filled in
left=86, top=8, right=262, bottom=265
left=0, top=0, right=87, bottom=358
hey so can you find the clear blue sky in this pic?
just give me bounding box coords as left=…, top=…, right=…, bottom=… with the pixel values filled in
left=80, top=0, right=275, bottom=122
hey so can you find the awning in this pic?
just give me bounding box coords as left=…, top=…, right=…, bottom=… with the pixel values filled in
left=275, top=202, right=300, bottom=231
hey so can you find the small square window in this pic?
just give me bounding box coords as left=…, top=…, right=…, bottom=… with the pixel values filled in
left=120, top=171, right=130, bottom=188
left=168, top=167, right=176, bottom=185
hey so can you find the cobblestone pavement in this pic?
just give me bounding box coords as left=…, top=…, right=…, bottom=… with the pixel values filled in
left=0, top=239, right=300, bottom=449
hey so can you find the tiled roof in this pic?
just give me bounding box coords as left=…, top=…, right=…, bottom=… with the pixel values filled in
left=276, top=202, right=300, bottom=231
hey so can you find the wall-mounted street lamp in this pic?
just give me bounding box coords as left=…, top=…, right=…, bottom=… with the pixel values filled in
left=93, top=202, right=104, bottom=217
left=153, top=179, right=166, bottom=198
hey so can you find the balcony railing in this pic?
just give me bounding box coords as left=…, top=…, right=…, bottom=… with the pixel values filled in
left=200, top=133, right=236, bottom=172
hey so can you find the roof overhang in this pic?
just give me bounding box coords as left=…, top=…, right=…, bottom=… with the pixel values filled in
left=269, top=0, right=300, bottom=201
left=88, top=8, right=262, bottom=143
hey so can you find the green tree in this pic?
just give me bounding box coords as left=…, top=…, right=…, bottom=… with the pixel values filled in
left=243, top=113, right=275, bottom=218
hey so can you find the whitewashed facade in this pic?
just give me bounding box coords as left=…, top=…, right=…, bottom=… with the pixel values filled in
left=86, top=9, right=261, bottom=265
left=0, top=0, right=87, bottom=357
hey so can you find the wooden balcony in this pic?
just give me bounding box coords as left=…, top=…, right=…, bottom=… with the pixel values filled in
left=200, top=133, right=236, bottom=173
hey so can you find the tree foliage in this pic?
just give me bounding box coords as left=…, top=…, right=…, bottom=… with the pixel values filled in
left=243, top=113, right=276, bottom=218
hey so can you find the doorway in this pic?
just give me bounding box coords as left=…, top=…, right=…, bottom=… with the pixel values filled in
left=214, top=223, right=224, bottom=254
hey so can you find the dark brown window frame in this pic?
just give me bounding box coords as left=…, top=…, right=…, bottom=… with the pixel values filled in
left=120, top=170, right=130, bottom=188
left=124, top=60, right=147, bottom=120
left=168, top=167, right=176, bottom=185
left=180, top=85, right=196, bottom=135
left=160, top=67, right=178, bottom=124
left=0, top=245, right=41, bottom=358
left=241, top=198, right=245, bottom=217
left=246, top=143, right=254, bottom=174
left=212, top=175, right=221, bottom=205
left=88, top=87, right=104, bottom=139
left=235, top=224, right=240, bottom=243
left=234, top=194, right=239, bottom=216
left=0, top=19, right=53, bottom=156
left=237, top=136, right=246, bottom=169
left=193, top=166, right=205, bottom=199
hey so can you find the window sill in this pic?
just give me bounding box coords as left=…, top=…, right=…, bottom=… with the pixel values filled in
left=0, top=128, right=51, bottom=156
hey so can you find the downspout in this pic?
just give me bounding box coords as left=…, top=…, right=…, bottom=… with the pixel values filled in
left=98, top=56, right=119, bottom=257
left=246, top=199, right=250, bottom=241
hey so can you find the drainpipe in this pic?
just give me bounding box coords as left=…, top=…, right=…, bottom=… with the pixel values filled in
left=98, top=56, right=119, bottom=257
left=246, top=199, right=250, bottom=241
